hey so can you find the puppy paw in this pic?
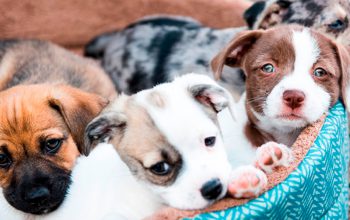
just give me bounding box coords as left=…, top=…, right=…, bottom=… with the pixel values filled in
left=255, top=142, right=292, bottom=173
left=228, top=165, right=267, bottom=198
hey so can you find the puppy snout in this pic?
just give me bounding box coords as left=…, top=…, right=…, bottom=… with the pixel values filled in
left=200, top=178, right=223, bottom=200
left=283, top=90, right=305, bottom=109
left=24, top=186, right=50, bottom=203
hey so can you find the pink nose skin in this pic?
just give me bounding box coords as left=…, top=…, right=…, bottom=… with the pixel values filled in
left=282, top=90, right=305, bottom=109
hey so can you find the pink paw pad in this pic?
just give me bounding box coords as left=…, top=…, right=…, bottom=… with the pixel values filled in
left=256, top=142, right=292, bottom=173
left=228, top=165, right=267, bottom=198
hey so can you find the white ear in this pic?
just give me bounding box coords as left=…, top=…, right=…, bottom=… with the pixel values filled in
left=177, top=73, right=237, bottom=120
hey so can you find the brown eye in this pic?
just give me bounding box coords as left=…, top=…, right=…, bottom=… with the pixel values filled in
left=42, top=138, right=63, bottom=155
left=261, top=64, right=275, bottom=73
left=150, top=162, right=171, bottom=176
left=0, top=154, right=11, bottom=169
left=313, top=68, right=327, bottom=78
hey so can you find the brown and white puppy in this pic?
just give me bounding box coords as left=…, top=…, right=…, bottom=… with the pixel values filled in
left=0, top=40, right=115, bottom=217
left=212, top=24, right=350, bottom=150
left=84, top=0, right=350, bottom=98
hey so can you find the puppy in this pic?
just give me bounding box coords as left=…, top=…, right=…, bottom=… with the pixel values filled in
left=45, top=74, right=235, bottom=219
left=0, top=39, right=115, bottom=98
left=212, top=24, right=350, bottom=150
left=84, top=0, right=350, bottom=97
left=48, top=25, right=350, bottom=218
left=48, top=73, right=293, bottom=219
left=0, top=40, right=116, bottom=218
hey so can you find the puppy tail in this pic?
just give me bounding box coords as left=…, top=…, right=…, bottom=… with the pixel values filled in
left=84, top=32, right=117, bottom=59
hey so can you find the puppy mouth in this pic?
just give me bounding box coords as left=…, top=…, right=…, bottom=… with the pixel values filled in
left=277, top=113, right=304, bottom=121
left=4, top=172, right=71, bottom=215
left=27, top=200, right=63, bottom=215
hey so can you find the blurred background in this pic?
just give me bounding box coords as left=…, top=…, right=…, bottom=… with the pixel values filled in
left=0, top=0, right=252, bottom=53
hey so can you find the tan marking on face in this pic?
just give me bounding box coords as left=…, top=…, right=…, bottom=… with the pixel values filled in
left=109, top=99, right=182, bottom=186
left=0, top=85, right=82, bottom=188
left=147, top=91, right=166, bottom=108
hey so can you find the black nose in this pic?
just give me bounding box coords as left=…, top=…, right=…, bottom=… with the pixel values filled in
left=24, top=186, right=50, bottom=203
left=283, top=90, right=305, bottom=109
left=200, top=178, right=223, bottom=200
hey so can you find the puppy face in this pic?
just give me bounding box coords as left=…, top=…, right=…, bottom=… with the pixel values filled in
left=212, top=25, right=350, bottom=133
left=85, top=74, right=232, bottom=210
left=0, top=84, right=107, bottom=214
left=246, top=0, right=350, bottom=45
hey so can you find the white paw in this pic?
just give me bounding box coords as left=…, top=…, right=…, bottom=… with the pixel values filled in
left=256, top=142, right=293, bottom=173
left=228, top=165, right=267, bottom=198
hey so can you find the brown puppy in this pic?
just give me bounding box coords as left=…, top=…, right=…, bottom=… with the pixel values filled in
left=0, top=39, right=116, bottom=97
left=0, top=40, right=115, bottom=216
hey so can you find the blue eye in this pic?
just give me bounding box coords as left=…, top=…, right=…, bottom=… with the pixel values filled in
left=328, top=19, right=346, bottom=30
left=261, top=64, right=275, bottom=73
left=313, top=68, right=327, bottom=77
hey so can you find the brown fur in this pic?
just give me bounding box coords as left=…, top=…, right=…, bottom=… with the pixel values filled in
left=0, top=84, right=107, bottom=188
left=212, top=25, right=348, bottom=146
left=108, top=98, right=182, bottom=186
left=244, top=103, right=275, bottom=147
left=0, top=40, right=116, bottom=214
left=0, top=39, right=116, bottom=99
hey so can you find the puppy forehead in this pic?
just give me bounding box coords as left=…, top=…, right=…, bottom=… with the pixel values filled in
left=0, top=88, right=66, bottom=144
left=251, top=26, right=336, bottom=69
left=135, top=84, right=217, bottom=151
left=292, top=29, right=320, bottom=72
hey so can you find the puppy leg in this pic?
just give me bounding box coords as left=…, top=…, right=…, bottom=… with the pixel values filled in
left=255, top=142, right=293, bottom=173
left=228, top=165, right=267, bottom=198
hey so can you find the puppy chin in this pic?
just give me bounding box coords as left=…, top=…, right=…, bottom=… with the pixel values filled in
left=4, top=171, right=71, bottom=215
left=263, top=99, right=328, bottom=132
left=270, top=116, right=308, bottom=131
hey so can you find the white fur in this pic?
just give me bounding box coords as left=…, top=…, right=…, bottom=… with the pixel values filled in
left=0, top=189, right=31, bottom=220
left=134, top=74, right=232, bottom=209
left=346, top=85, right=350, bottom=107
left=0, top=74, right=290, bottom=219
left=41, top=143, right=163, bottom=220
left=254, top=29, right=330, bottom=145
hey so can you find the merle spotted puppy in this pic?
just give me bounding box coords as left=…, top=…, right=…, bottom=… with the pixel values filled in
left=85, top=0, right=350, bottom=97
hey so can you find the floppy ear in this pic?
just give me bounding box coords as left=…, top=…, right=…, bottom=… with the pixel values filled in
left=84, top=111, right=127, bottom=152
left=336, top=44, right=350, bottom=110
left=186, top=77, right=236, bottom=120
left=48, top=85, right=109, bottom=156
left=252, top=0, right=292, bottom=29
left=211, top=30, right=263, bottom=79
left=189, top=84, right=229, bottom=113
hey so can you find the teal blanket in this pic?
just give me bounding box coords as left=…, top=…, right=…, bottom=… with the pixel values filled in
left=188, top=102, right=349, bottom=220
